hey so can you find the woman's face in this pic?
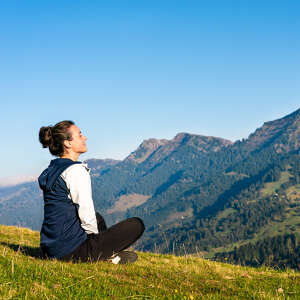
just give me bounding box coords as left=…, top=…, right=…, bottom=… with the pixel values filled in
left=66, top=125, right=88, bottom=154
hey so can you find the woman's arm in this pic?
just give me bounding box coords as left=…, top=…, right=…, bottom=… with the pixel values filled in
left=61, top=163, right=99, bottom=234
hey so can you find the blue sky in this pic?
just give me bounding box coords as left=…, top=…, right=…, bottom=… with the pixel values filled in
left=0, top=0, right=299, bottom=181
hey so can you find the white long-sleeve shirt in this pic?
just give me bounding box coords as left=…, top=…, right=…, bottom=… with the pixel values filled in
left=60, top=162, right=99, bottom=234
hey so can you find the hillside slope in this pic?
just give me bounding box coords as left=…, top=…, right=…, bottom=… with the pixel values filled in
left=0, top=225, right=299, bottom=299
left=143, top=149, right=300, bottom=257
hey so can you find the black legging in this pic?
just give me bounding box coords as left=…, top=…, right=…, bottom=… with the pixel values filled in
left=61, top=212, right=145, bottom=262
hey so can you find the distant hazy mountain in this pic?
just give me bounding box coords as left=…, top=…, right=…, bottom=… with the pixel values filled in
left=0, top=175, right=37, bottom=187
left=1, top=109, right=300, bottom=269
left=0, top=158, right=120, bottom=230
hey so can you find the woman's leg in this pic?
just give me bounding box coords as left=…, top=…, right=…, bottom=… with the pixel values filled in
left=90, top=217, right=145, bottom=260
left=60, top=215, right=145, bottom=262
left=60, top=239, right=90, bottom=262
left=60, top=212, right=108, bottom=262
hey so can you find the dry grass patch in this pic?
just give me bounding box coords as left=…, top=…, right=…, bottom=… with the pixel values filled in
left=0, top=225, right=300, bottom=299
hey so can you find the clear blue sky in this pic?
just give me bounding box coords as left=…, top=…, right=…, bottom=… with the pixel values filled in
left=0, top=0, right=299, bottom=180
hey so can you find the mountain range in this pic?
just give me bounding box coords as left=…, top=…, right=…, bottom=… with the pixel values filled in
left=1, top=108, right=300, bottom=269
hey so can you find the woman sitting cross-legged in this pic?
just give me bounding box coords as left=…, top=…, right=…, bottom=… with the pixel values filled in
left=38, top=120, right=145, bottom=264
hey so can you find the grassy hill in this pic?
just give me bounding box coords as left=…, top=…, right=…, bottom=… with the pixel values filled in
left=0, top=225, right=299, bottom=299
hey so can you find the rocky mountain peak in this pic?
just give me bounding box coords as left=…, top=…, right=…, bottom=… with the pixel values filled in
left=241, top=108, right=300, bottom=153
left=125, top=108, right=300, bottom=165
left=140, top=138, right=169, bottom=148
left=174, top=132, right=231, bottom=144
left=126, top=138, right=169, bottom=163
left=173, top=132, right=191, bottom=141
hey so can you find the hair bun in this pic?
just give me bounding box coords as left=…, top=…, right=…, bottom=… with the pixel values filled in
left=38, top=120, right=74, bottom=156
left=39, top=126, right=53, bottom=148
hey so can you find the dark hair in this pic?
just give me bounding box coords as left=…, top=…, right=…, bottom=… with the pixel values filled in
left=39, top=120, right=75, bottom=157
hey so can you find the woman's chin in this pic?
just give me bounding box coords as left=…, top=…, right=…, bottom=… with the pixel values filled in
left=78, top=148, right=87, bottom=154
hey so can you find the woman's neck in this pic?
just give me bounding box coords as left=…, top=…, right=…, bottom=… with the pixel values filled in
left=60, top=152, right=80, bottom=161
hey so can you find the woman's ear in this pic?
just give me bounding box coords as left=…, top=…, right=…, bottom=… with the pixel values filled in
left=64, top=140, right=72, bottom=149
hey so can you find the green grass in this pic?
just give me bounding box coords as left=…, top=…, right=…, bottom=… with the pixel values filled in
left=215, top=208, right=236, bottom=220
left=260, top=171, right=293, bottom=197
left=0, top=225, right=299, bottom=299
left=286, top=184, right=300, bottom=202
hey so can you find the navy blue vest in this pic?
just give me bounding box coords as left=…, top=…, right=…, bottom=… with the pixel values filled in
left=38, top=158, right=87, bottom=258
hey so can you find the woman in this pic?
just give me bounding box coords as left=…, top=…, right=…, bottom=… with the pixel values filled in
left=38, top=120, right=145, bottom=264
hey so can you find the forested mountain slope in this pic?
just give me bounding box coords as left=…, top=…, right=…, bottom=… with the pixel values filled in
left=91, top=109, right=300, bottom=268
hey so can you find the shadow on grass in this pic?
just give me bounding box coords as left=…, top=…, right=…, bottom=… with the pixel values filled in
left=0, top=242, right=42, bottom=258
